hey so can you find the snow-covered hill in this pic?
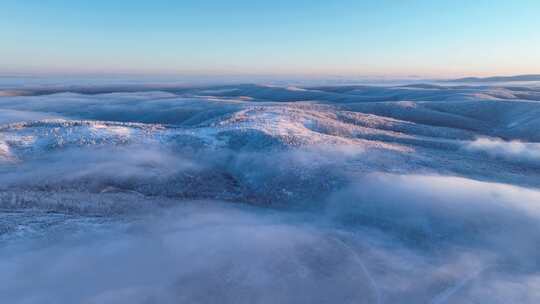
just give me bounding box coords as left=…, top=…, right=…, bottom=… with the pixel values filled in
left=1, top=81, right=539, bottom=303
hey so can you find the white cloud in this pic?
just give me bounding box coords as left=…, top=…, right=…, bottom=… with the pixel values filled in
left=465, top=137, right=540, bottom=167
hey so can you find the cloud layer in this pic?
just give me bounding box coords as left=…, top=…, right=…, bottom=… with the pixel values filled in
left=2, top=174, right=540, bottom=303
left=465, top=137, right=540, bottom=167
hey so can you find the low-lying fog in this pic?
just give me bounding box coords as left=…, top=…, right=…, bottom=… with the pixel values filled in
left=1, top=80, right=540, bottom=303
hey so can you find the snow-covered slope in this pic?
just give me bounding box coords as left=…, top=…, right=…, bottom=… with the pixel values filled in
left=1, top=82, right=539, bottom=303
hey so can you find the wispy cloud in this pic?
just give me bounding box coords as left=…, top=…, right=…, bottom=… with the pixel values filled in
left=465, top=137, right=540, bottom=167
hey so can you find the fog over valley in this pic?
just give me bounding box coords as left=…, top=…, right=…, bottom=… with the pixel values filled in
left=1, top=78, right=540, bottom=303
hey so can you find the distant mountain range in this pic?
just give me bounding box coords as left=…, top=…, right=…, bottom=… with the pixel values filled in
left=448, top=74, right=540, bottom=83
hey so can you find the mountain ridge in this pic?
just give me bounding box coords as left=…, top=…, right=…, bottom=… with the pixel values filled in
left=449, top=74, right=540, bottom=83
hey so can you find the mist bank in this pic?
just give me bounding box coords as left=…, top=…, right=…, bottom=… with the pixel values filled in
left=3, top=173, right=540, bottom=303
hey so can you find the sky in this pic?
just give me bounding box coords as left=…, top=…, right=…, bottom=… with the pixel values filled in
left=1, top=0, right=539, bottom=77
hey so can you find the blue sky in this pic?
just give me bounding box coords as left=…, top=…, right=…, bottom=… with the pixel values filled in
left=1, top=0, right=539, bottom=77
